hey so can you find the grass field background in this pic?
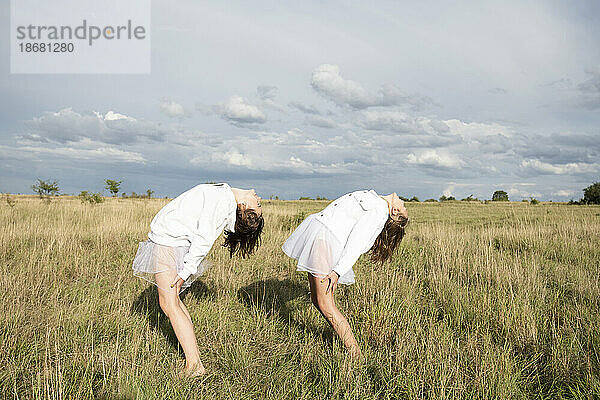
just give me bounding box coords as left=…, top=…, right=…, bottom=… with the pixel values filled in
left=1, top=196, right=599, bottom=399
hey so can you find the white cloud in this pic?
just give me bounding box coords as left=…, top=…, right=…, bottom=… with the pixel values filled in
left=209, top=148, right=253, bottom=167
left=311, top=64, right=377, bottom=109
left=97, top=110, right=137, bottom=121
left=25, top=108, right=167, bottom=144
left=288, top=101, right=321, bottom=115
left=520, top=159, right=600, bottom=175
left=255, top=85, right=288, bottom=113
left=272, top=157, right=357, bottom=174
left=356, top=110, right=431, bottom=134
left=257, top=85, right=277, bottom=100
left=429, top=120, right=450, bottom=133
left=181, top=124, right=371, bottom=176
left=507, top=184, right=541, bottom=200
left=378, top=83, right=434, bottom=110
left=188, top=135, right=359, bottom=175
left=217, top=95, right=266, bottom=125
left=159, top=98, right=188, bottom=118
left=444, top=119, right=515, bottom=138
left=286, top=156, right=313, bottom=170
left=553, top=189, right=574, bottom=197
left=254, top=128, right=321, bottom=147
left=406, top=149, right=464, bottom=169
left=0, top=144, right=146, bottom=164
left=311, top=64, right=434, bottom=110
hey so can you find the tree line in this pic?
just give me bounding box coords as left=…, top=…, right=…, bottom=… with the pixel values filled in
left=29, top=178, right=155, bottom=204
left=16, top=179, right=600, bottom=206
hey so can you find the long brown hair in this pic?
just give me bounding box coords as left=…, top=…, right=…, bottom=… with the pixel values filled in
left=369, top=215, right=409, bottom=264
left=223, top=206, right=264, bottom=258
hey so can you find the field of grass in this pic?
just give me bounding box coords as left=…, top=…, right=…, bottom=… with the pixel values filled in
left=1, top=195, right=599, bottom=399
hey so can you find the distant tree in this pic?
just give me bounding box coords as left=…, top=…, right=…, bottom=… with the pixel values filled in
left=122, top=191, right=154, bottom=199
left=275, top=195, right=279, bottom=200
left=32, top=179, right=59, bottom=202
left=316, top=196, right=329, bottom=200
left=79, top=191, right=104, bottom=204
left=424, top=198, right=438, bottom=202
left=461, top=194, right=477, bottom=202
left=529, top=197, right=540, bottom=205
left=492, top=190, right=509, bottom=201
left=439, top=195, right=455, bottom=202
left=583, top=182, right=600, bottom=205
left=409, top=196, right=420, bottom=202
left=399, top=196, right=409, bottom=201
left=91, top=193, right=104, bottom=203
left=104, top=179, right=122, bottom=197
left=299, top=196, right=313, bottom=200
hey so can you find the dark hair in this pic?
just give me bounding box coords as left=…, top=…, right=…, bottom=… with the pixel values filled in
left=223, top=206, right=264, bottom=258
left=369, top=215, right=409, bottom=264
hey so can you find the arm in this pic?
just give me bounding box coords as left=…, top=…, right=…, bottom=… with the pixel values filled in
left=332, top=209, right=387, bottom=278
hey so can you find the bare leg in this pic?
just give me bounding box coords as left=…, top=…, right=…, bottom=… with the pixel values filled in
left=179, top=297, right=192, bottom=322
left=155, top=270, right=206, bottom=376
left=308, top=274, right=361, bottom=357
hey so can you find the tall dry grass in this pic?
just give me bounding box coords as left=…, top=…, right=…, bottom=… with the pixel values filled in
left=0, top=196, right=599, bottom=399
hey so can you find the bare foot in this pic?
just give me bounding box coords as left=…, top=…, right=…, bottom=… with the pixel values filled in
left=181, top=362, right=207, bottom=379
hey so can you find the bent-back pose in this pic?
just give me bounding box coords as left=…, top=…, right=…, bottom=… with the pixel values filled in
left=282, top=190, right=408, bottom=357
left=133, top=183, right=264, bottom=377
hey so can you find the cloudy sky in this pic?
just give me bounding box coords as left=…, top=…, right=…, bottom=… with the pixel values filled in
left=1, top=0, right=599, bottom=200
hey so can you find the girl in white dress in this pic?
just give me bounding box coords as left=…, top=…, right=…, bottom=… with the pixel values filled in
left=132, top=183, right=264, bottom=377
left=282, top=190, right=408, bottom=357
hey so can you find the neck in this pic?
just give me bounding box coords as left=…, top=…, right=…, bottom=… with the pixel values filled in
left=379, top=195, right=392, bottom=214
left=229, top=187, right=246, bottom=204
left=380, top=194, right=392, bottom=206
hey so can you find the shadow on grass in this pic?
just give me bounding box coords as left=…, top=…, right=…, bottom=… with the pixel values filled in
left=130, top=280, right=215, bottom=353
left=237, top=278, right=334, bottom=347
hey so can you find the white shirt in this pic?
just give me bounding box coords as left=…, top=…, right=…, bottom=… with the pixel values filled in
left=148, top=183, right=237, bottom=281
left=315, top=190, right=389, bottom=277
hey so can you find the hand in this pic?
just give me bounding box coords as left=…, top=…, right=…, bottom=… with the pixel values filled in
left=170, top=276, right=184, bottom=292
left=321, top=271, right=339, bottom=295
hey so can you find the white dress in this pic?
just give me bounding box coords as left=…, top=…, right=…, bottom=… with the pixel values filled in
left=282, top=190, right=389, bottom=285
left=282, top=214, right=353, bottom=284
left=132, top=183, right=237, bottom=293
left=132, top=240, right=211, bottom=293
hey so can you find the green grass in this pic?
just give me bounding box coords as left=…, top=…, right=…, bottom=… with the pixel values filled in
left=1, top=197, right=599, bottom=399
